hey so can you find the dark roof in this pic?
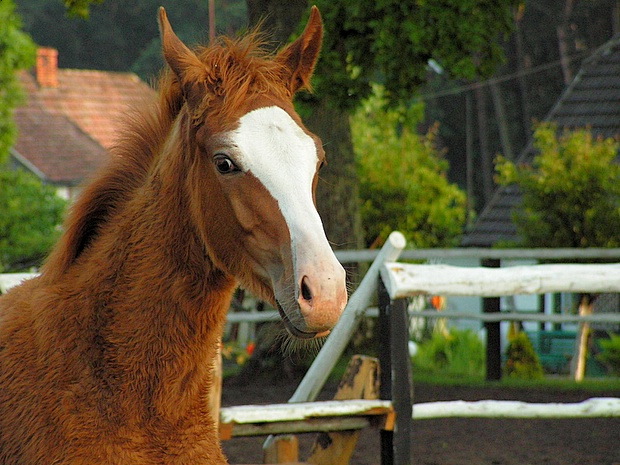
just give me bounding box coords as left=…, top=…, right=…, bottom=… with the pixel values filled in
left=13, top=61, right=155, bottom=186
left=463, top=35, right=620, bottom=247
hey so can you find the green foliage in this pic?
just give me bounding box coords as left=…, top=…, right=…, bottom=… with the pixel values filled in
left=597, top=334, right=620, bottom=376
left=62, top=0, right=103, bottom=18
left=504, top=327, right=544, bottom=380
left=0, top=169, right=67, bottom=272
left=413, top=328, right=485, bottom=379
left=312, top=0, right=519, bottom=110
left=0, top=0, right=36, bottom=164
left=351, top=85, right=467, bottom=247
left=496, top=123, right=620, bottom=247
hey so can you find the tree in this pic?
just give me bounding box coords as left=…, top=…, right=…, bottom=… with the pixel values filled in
left=495, top=122, right=620, bottom=248
left=0, top=2, right=66, bottom=272
left=352, top=85, right=467, bottom=248
left=0, top=0, right=36, bottom=163
left=248, top=0, right=517, bottom=248
left=310, top=0, right=519, bottom=110
left=0, top=170, right=67, bottom=272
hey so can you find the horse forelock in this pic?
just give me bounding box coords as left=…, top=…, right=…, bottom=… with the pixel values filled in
left=178, top=33, right=296, bottom=129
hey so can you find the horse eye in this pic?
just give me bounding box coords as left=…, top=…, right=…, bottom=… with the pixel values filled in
left=214, top=154, right=239, bottom=174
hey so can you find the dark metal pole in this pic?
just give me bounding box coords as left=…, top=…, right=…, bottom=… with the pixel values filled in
left=390, top=296, right=413, bottom=465
left=378, top=278, right=393, bottom=465
left=378, top=278, right=412, bottom=465
left=482, top=258, right=502, bottom=381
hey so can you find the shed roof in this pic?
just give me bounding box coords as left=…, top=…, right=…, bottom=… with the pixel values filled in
left=463, top=35, right=620, bottom=247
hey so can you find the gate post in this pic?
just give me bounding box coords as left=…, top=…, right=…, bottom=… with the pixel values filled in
left=482, top=258, right=502, bottom=381
left=378, top=277, right=412, bottom=465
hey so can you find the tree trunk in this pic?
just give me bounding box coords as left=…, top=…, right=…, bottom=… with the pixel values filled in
left=557, top=0, right=575, bottom=85
left=475, top=85, right=494, bottom=205
left=571, top=294, right=593, bottom=382
left=489, top=81, right=513, bottom=161
left=513, top=12, right=532, bottom=143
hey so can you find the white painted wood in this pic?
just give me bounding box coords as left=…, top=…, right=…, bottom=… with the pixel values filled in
left=336, top=247, right=620, bottom=263
left=413, top=397, right=620, bottom=419
left=381, top=262, right=620, bottom=299
left=0, top=273, right=37, bottom=294
left=409, top=310, right=620, bottom=324
left=220, top=399, right=393, bottom=424
left=289, top=231, right=406, bottom=403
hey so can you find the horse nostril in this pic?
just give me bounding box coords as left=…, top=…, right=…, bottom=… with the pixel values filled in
left=301, top=276, right=313, bottom=302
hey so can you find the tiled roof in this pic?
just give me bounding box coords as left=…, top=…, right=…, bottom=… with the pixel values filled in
left=13, top=57, right=155, bottom=186
left=462, top=35, right=620, bottom=247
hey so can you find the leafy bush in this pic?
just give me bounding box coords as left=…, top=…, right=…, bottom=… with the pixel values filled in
left=0, top=168, right=67, bottom=271
left=351, top=84, right=467, bottom=248
left=496, top=123, right=620, bottom=248
left=504, top=329, right=544, bottom=380
left=597, top=334, right=620, bottom=376
left=412, top=328, right=485, bottom=378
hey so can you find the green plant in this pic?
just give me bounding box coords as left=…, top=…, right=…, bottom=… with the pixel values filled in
left=412, top=328, right=485, bottom=379
left=495, top=123, right=620, bottom=248
left=504, top=328, right=544, bottom=380
left=0, top=168, right=67, bottom=271
left=596, top=334, right=620, bottom=376
left=351, top=84, right=468, bottom=248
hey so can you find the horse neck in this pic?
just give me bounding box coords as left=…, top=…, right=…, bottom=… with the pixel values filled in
left=69, top=126, right=236, bottom=420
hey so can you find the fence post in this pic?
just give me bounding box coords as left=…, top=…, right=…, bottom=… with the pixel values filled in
left=378, top=278, right=412, bottom=465
left=482, top=258, right=502, bottom=381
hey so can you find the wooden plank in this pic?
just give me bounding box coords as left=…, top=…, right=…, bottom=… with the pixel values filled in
left=412, top=397, right=620, bottom=419
left=263, top=435, right=299, bottom=464
left=407, top=310, right=620, bottom=324
left=223, top=417, right=372, bottom=439
left=307, top=356, right=381, bottom=465
left=335, top=247, right=620, bottom=263
left=381, top=262, right=620, bottom=299
left=221, top=400, right=393, bottom=425
left=0, top=273, right=37, bottom=294
left=220, top=400, right=394, bottom=439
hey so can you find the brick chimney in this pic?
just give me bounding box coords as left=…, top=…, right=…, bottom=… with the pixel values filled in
left=36, top=47, right=59, bottom=88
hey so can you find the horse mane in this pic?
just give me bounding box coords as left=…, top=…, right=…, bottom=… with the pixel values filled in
left=42, top=31, right=298, bottom=282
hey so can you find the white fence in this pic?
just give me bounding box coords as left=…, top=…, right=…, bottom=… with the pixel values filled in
left=3, top=237, right=620, bottom=423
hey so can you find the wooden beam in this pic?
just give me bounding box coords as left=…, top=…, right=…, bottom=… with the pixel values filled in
left=219, top=400, right=394, bottom=440
left=381, top=262, right=620, bottom=299
left=306, top=356, right=381, bottom=465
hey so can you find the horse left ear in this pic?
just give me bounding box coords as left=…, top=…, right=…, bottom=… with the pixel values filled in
left=275, top=6, right=323, bottom=95
left=159, top=7, right=208, bottom=104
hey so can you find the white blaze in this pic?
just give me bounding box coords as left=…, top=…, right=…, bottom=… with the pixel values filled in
left=230, top=105, right=333, bottom=288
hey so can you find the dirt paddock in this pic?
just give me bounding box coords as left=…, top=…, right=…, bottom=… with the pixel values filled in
left=221, top=376, right=620, bottom=465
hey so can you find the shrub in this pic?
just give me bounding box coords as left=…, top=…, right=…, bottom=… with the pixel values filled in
left=597, top=334, right=620, bottom=376
left=413, top=327, right=485, bottom=378
left=504, top=329, right=544, bottom=380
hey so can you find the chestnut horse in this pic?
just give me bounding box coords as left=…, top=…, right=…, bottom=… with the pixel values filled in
left=0, top=7, right=346, bottom=464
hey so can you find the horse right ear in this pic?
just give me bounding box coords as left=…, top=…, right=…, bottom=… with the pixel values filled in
left=158, top=7, right=208, bottom=104
left=275, top=6, right=323, bottom=95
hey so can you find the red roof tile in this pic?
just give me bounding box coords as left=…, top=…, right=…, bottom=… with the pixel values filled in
left=13, top=56, right=156, bottom=186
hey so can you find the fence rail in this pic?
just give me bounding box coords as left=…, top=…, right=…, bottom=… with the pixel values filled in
left=381, top=262, right=620, bottom=298
left=413, top=397, right=620, bottom=420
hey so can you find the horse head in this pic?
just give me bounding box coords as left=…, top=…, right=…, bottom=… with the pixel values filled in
left=158, top=7, right=347, bottom=338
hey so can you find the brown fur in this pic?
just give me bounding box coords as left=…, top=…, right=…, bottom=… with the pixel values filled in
left=0, top=8, right=327, bottom=464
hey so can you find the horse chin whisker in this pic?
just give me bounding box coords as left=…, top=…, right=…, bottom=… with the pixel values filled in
left=277, top=329, right=325, bottom=360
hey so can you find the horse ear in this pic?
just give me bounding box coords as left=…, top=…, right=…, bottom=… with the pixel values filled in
left=275, top=6, right=323, bottom=95
left=158, top=7, right=207, bottom=101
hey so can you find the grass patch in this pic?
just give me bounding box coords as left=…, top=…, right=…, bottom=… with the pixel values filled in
left=413, top=370, right=620, bottom=392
